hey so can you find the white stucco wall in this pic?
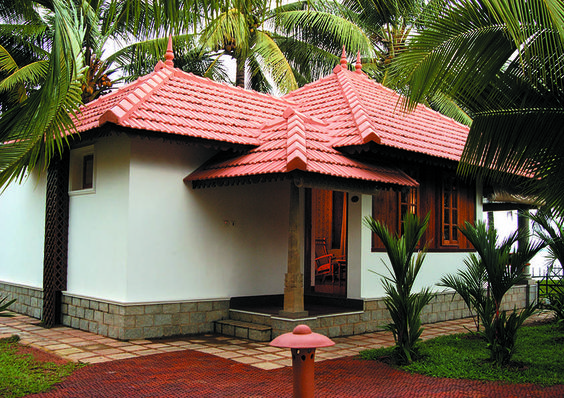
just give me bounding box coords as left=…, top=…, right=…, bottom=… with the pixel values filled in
left=124, top=138, right=290, bottom=302
left=0, top=170, right=46, bottom=288
left=66, top=135, right=131, bottom=301
left=65, top=135, right=290, bottom=303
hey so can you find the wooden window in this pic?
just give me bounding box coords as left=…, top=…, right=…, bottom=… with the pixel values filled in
left=399, top=188, right=418, bottom=235
left=442, top=177, right=459, bottom=245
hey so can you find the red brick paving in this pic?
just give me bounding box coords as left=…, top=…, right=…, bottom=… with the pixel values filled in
left=30, top=350, right=564, bottom=397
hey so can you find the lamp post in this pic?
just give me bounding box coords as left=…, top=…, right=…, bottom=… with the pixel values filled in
left=270, top=325, right=334, bottom=398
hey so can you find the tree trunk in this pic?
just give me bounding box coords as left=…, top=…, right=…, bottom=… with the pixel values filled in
left=235, top=57, right=245, bottom=88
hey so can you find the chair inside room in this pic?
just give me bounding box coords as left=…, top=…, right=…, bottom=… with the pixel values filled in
left=315, top=238, right=346, bottom=285
left=315, top=238, right=334, bottom=283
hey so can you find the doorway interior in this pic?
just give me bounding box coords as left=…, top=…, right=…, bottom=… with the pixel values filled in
left=305, top=189, right=348, bottom=297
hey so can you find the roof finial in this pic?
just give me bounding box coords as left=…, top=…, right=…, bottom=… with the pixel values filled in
left=165, top=35, right=174, bottom=67
left=340, top=46, right=347, bottom=68
left=355, top=51, right=362, bottom=73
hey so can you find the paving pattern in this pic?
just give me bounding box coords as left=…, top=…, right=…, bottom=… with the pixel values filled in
left=2, top=312, right=561, bottom=397
left=25, top=338, right=564, bottom=398
left=0, top=314, right=477, bottom=369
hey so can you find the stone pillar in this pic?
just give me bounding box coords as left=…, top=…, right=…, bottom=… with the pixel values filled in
left=518, top=209, right=531, bottom=278
left=280, top=182, right=308, bottom=318
left=487, top=211, right=495, bottom=230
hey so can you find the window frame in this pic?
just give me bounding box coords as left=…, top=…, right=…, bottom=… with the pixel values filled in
left=69, top=145, right=96, bottom=195
left=441, top=176, right=459, bottom=246
left=398, top=187, right=419, bottom=236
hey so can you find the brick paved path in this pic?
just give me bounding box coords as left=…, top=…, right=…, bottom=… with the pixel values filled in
left=2, top=312, right=562, bottom=397
left=29, top=349, right=564, bottom=397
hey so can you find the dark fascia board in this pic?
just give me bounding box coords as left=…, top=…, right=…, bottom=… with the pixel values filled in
left=339, top=141, right=460, bottom=172
left=190, top=170, right=412, bottom=194
left=68, top=124, right=256, bottom=153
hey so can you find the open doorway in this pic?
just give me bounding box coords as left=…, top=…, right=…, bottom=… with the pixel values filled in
left=305, top=189, right=347, bottom=297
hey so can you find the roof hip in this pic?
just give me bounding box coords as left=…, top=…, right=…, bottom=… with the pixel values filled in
left=333, top=66, right=381, bottom=145
left=98, top=66, right=176, bottom=127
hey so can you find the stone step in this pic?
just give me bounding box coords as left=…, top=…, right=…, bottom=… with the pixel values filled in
left=214, top=319, right=272, bottom=342
left=228, top=309, right=272, bottom=326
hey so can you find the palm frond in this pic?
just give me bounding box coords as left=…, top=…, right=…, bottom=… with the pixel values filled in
left=253, top=30, right=297, bottom=93
left=0, top=60, right=49, bottom=93
left=0, top=0, right=84, bottom=191
left=201, top=8, right=250, bottom=53
left=273, top=9, right=375, bottom=58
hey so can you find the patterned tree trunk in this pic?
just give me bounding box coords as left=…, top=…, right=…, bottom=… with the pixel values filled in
left=42, top=153, right=69, bottom=327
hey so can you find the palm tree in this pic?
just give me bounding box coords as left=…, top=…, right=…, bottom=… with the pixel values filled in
left=0, top=0, right=219, bottom=190
left=438, top=253, right=486, bottom=332
left=109, top=34, right=231, bottom=85
left=199, top=0, right=375, bottom=94
left=529, top=208, right=564, bottom=325
left=457, top=221, right=544, bottom=365
left=363, top=212, right=434, bottom=364
left=391, top=0, right=564, bottom=215
left=0, top=0, right=84, bottom=190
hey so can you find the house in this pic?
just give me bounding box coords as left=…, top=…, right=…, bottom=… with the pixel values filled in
left=0, top=42, right=533, bottom=341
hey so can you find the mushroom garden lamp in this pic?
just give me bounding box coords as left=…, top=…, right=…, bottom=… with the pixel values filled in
left=270, top=324, right=335, bottom=398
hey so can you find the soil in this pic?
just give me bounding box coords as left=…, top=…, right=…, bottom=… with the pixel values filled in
left=15, top=343, right=70, bottom=365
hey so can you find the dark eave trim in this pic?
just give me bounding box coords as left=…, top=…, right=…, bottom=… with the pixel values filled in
left=190, top=170, right=412, bottom=194
left=70, top=124, right=257, bottom=153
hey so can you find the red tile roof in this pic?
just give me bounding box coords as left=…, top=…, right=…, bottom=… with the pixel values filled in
left=73, top=46, right=469, bottom=188
left=73, top=61, right=290, bottom=146
left=185, top=107, right=418, bottom=187
left=284, top=63, right=469, bottom=162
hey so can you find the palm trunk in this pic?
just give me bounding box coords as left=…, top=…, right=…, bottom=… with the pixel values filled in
left=235, top=56, right=245, bottom=88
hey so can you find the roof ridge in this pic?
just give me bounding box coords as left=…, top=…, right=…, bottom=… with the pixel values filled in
left=284, top=107, right=308, bottom=171
left=99, top=66, right=176, bottom=126
left=334, top=66, right=381, bottom=145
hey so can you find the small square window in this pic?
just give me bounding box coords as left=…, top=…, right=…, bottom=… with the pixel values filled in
left=69, top=145, right=95, bottom=194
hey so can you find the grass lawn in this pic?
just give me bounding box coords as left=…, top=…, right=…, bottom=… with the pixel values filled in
left=0, top=335, right=81, bottom=398
left=359, top=320, right=564, bottom=386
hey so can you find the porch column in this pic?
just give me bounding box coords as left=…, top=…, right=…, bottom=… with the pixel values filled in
left=517, top=209, right=531, bottom=278
left=280, top=182, right=308, bottom=318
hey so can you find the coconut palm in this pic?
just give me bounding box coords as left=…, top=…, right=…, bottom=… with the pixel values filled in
left=0, top=0, right=84, bottom=190
left=199, top=0, right=375, bottom=94
left=391, top=0, right=564, bottom=215
left=109, top=34, right=231, bottom=84
left=364, top=212, right=433, bottom=364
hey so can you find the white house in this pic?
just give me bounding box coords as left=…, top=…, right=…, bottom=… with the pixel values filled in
left=0, top=44, right=533, bottom=341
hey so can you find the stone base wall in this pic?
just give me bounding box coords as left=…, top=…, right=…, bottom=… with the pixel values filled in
left=61, top=294, right=230, bottom=340
left=270, top=285, right=533, bottom=338
left=1, top=280, right=536, bottom=341
left=0, top=282, right=42, bottom=319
